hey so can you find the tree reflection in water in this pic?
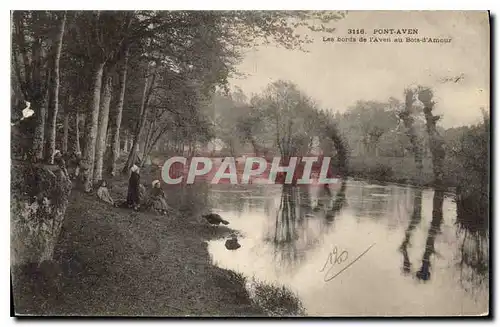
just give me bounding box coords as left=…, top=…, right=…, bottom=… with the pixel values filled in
left=313, top=184, right=331, bottom=213
left=399, top=188, right=423, bottom=275
left=415, top=189, right=444, bottom=281
left=270, top=182, right=347, bottom=269
left=417, top=189, right=489, bottom=287
left=273, top=185, right=301, bottom=268
left=165, top=183, right=210, bottom=216
left=456, top=226, right=489, bottom=291
left=398, top=188, right=444, bottom=281
left=455, top=196, right=489, bottom=291
left=399, top=187, right=489, bottom=288
left=324, top=181, right=346, bottom=223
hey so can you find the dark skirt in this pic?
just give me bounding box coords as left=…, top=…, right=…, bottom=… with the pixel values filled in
left=127, top=172, right=141, bottom=206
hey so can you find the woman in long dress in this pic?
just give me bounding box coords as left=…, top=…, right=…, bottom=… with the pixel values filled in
left=127, top=165, right=141, bottom=210
left=148, top=180, right=170, bottom=215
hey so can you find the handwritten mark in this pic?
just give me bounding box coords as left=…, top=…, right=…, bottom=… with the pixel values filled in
left=320, top=243, right=376, bottom=282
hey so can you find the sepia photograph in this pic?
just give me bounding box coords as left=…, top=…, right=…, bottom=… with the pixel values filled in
left=9, top=10, right=490, bottom=317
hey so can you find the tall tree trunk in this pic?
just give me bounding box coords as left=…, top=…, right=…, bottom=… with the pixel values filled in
left=123, top=130, right=129, bottom=153
left=400, top=88, right=423, bottom=185
left=31, top=34, right=47, bottom=162
left=250, top=137, right=260, bottom=156
left=123, top=77, right=148, bottom=173
left=75, top=109, right=81, bottom=154
left=32, top=97, right=46, bottom=162
left=45, top=12, right=66, bottom=164
left=123, top=68, right=156, bottom=173
left=62, top=110, right=69, bottom=154
left=108, top=46, right=129, bottom=176
left=12, top=11, right=53, bottom=162
left=12, top=12, right=31, bottom=100
left=126, top=133, right=131, bottom=152
left=94, top=72, right=112, bottom=183
left=327, top=124, right=348, bottom=177
left=81, top=62, right=105, bottom=191
left=418, top=87, right=445, bottom=189
left=142, top=119, right=155, bottom=165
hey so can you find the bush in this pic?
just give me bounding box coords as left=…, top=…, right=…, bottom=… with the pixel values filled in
left=452, top=120, right=489, bottom=233
left=370, top=163, right=393, bottom=181
left=347, top=156, right=433, bottom=184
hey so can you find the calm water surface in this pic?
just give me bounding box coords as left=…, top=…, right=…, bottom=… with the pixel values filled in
left=205, top=180, right=489, bottom=316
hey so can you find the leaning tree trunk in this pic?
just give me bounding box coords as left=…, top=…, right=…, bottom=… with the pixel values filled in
left=45, top=12, right=66, bottom=164
left=122, top=75, right=151, bottom=174
left=94, top=73, right=112, bottom=183
left=107, top=47, right=129, bottom=176
left=81, top=62, right=105, bottom=191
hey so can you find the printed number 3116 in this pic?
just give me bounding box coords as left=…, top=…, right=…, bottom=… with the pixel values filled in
left=348, top=29, right=365, bottom=34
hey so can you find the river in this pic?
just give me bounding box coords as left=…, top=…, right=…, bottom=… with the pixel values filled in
left=204, top=179, right=489, bottom=316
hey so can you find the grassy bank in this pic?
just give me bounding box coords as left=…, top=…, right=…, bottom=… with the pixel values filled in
left=12, top=165, right=304, bottom=317
left=347, top=156, right=458, bottom=190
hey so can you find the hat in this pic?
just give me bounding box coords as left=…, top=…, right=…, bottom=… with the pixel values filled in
left=21, top=101, right=34, bottom=119
left=152, top=180, right=160, bottom=188
left=22, top=108, right=34, bottom=119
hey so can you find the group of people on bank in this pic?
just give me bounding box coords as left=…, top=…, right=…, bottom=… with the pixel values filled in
left=64, top=151, right=170, bottom=215
left=95, top=164, right=171, bottom=215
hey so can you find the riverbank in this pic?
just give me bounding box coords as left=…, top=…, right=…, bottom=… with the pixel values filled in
left=347, top=155, right=458, bottom=191
left=11, top=166, right=303, bottom=316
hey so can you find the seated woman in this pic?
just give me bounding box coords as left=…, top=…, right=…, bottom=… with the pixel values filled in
left=148, top=180, right=170, bottom=215
left=139, top=183, right=146, bottom=203
left=53, top=150, right=69, bottom=177
left=96, top=180, right=116, bottom=206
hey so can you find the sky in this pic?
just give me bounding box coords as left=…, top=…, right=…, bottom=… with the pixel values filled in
left=229, top=11, right=490, bottom=128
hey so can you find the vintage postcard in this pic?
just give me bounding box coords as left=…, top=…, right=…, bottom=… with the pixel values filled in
left=10, top=10, right=490, bottom=317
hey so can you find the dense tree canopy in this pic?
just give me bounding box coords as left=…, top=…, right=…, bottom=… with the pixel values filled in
left=10, top=10, right=347, bottom=189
